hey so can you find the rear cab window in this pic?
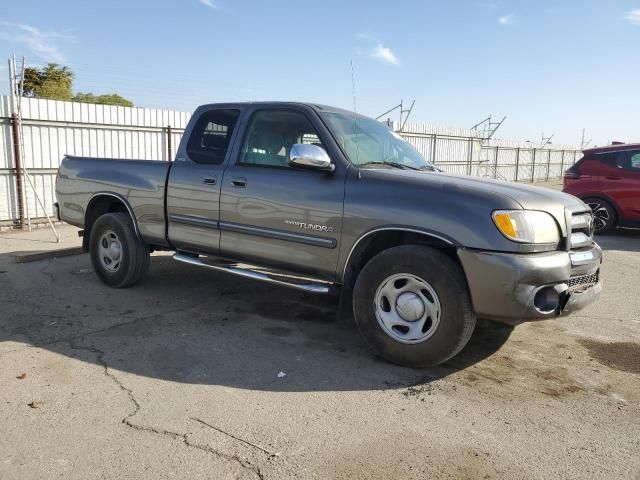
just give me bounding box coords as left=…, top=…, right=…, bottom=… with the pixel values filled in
left=186, top=109, right=240, bottom=164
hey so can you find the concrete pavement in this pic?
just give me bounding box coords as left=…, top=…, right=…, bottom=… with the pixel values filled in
left=0, top=191, right=638, bottom=479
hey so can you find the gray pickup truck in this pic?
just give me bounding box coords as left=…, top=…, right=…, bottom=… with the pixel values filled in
left=55, top=102, right=603, bottom=367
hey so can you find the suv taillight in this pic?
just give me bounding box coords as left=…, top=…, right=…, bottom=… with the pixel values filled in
left=564, top=164, right=580, bottom=179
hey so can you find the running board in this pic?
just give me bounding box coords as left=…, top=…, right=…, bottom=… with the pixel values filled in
left=173, top=253, right=334, bottom=294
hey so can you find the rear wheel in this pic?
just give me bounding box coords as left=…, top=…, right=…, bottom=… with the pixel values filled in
left=352, top=245, right=476, bottom=367
left=90, top=212, right=150, bottom=288
left=584, top=197, right=616, bottom=234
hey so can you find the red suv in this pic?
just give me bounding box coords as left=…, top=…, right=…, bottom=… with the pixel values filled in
left=563, top=143, right=640, bottom=233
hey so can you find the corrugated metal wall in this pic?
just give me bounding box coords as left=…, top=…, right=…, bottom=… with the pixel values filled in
left=0, top=96, right=581, bottom=224
left=0, top=96, right=189, bottom=222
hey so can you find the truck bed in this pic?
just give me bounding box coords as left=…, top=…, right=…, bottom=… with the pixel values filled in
left=56, top=156, right=171, bottom=245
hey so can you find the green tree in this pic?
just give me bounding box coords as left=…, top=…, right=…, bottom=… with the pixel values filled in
left=23, top=63, right=73, bottom=100
left=72, top=92, right=134, bottom=107
left=21, top=63, right=134, bottom=107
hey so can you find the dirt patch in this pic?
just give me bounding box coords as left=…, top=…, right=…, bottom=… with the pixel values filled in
left=325, top=436, right=515, bottom=480
left=578, top=340, right=640, bottom=375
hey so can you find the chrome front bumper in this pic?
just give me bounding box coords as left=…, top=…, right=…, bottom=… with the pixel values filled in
left=457, top=243, right=603, bottom=325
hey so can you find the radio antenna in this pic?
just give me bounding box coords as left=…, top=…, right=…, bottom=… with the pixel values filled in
left=350, top=59, right=357, bottom=114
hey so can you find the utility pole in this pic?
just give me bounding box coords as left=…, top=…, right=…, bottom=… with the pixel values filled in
left=7, top=54, right=60, bottom=241
left=580, top=129, right=592, bottom=150
left=8, top=56, right=25, bottom=228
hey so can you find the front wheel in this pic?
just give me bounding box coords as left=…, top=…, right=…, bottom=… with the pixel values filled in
left=353, top=245, right=476, bottom=367
left=89, top=212, right=150, bottom=288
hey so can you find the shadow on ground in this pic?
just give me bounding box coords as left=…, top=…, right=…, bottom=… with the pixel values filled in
left=1, top=253, right=514, bottom=392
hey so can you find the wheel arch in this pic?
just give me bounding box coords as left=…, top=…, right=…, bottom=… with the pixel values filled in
left=341, top=227, right=460, bottom=287
left=83, top=193, right=141, bottom=251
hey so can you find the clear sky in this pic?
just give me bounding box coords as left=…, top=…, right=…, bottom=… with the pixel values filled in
left=1, top=0, right=638, bottom=146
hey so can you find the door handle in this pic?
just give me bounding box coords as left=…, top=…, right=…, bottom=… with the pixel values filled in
left=202, top=177, right=217, bottom=185
left=231, top=177, right=247, bottom=188
left=605, top=176, right=621, bottom=180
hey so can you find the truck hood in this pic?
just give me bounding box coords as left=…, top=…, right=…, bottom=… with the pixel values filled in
left=360, top=168, right=589, bottom=234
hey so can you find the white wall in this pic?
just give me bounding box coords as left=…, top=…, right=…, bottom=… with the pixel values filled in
left=0, top=96, right=190, bottom=222
left=0, top=96, right=582, bottom=223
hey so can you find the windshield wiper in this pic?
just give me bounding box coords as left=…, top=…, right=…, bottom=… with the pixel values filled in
left=359, top=161, right=422, bottom=171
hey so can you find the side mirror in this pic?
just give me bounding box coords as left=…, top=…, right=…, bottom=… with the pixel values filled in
left=288, top=144, right=335, bottom=172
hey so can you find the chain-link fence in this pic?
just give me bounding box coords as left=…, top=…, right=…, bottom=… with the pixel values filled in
left=396, top=121, right=581, bottom=182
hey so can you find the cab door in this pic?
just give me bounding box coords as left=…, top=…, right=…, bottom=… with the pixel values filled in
left=218, top=106, right=346, bottom=280
left=166, top=107, right=241, bottom=253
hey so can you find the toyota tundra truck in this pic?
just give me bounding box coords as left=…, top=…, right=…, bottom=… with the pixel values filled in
left=55, top=102, right=603, bottom=367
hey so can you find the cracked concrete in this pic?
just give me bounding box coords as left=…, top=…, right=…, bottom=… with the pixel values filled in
left=68, top=338, right=264, bottom=478
left=1, top=224, right=639, bottom=479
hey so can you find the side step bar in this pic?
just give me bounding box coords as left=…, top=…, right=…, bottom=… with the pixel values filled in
left=173, top=253, right=335, bottom=294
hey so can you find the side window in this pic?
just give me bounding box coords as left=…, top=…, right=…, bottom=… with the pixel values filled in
left=239, top=110, right=325, bottom=168
left=617, top=151, right=640, bottom=170
left=186, top=109, right=240, bottom=164
left=615, top=153, right=628, bottom=170
left=595, top=153, right=619, bottom=171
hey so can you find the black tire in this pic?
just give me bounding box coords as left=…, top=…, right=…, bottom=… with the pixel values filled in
left=583, top=197, right=617, bottom=234
left=352, top=245, right=476, bottom=368
left=89, top=212, right=150, bottom=288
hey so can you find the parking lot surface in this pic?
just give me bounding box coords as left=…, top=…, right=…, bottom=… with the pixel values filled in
left=1, top=225, right=639, bottom=479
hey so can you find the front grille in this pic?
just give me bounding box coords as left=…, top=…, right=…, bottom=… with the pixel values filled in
left=567, top=271, right=599, bottom=291
left=569, top=211, right=595, bottom=250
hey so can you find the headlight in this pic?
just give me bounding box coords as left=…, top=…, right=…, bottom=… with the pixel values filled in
left=492, top=210, right=560, bottom=244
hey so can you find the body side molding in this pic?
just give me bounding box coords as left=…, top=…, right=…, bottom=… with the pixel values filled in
left=169, top=213, right=220, bottom=229
left=219, top=221, right=337, bottom=249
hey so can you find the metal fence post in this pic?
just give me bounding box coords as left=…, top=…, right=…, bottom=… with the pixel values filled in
left=10, top=113, right=25, bottom=228
left=431, top=134, right=437, bottom=165
left=166, top=125, right=173, bottom=161
left=515, top=147, right=520, bottom=182
left=467, top=138, right=473, bottom=175
left=546, top=149, right=551, bottom=181
left=560, top=150, right=565, bottom=176
left=531, top=149, right=536, bottom=183
left=493, top=146, right=499, bottom=179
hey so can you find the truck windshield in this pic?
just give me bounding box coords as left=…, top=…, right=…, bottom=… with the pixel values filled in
left=320, top=111, right=435, bottom=171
